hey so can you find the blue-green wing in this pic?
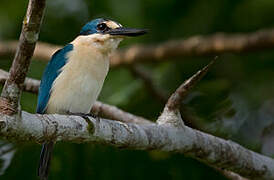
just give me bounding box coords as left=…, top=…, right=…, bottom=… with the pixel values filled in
left=36, top=44, right=73, bottom=114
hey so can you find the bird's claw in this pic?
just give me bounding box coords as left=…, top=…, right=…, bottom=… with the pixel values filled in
left=67, top=112, right=100, bottom=121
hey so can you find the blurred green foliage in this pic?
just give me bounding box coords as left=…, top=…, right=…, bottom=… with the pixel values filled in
left=1, top=0, right=274, bottom=179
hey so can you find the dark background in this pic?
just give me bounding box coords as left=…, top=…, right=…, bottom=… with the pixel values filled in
left=1, top=0, right=274, bottom=179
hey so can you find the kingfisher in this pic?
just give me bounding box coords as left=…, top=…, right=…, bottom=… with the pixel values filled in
left=36, top=18, right=146, bottom=180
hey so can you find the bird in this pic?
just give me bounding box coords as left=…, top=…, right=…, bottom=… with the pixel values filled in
left=36, top=18, right=147, bottom=180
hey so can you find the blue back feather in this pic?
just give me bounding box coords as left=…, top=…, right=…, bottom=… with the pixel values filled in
left=36, top=44, right=73, bottom=114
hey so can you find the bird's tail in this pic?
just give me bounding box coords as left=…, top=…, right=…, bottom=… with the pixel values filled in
left=38, top=142, right=54, bottom=180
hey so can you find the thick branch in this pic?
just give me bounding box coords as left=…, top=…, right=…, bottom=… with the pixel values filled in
left=0, top=0, right=46, bottom=114
left=156, top=58, right=250, bottom=180
left=2, top=29, right=274, bottom=67
left=0, top=112, right=273, bottom=179
left=0, top=72, right=254, bottom=180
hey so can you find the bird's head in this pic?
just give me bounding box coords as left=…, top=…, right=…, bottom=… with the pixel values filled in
left=76, top=18, right=147, bottom=53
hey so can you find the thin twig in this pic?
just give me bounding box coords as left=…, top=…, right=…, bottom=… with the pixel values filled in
left=128, top=65, right=203, bottom=129
left=129, top=65, right=167, bottom=103
left=166, top=56, right=218, bottom=110
left=0, top=0, right=46, bottom=114
left=91, top=101, right=151, bottom=124
left=214, top=167, right=249, bottom=180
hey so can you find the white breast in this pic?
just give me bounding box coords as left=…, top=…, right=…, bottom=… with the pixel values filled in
left=46, top=38, right=110, bottom=114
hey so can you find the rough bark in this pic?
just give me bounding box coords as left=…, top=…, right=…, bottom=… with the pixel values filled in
left=0, top=0, right=46, bottom=114
left=0, top=73, right=247, bottom=180
left=0, top=111, right=273, bottom=179
left=0, top=64, right=264, bottom=180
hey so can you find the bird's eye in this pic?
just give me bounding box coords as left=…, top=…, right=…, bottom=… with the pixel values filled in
left=97, top=23, right=108, bottom=31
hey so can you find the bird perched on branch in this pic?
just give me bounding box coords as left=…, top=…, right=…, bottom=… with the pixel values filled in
left=36, top=18, right=147, bottom=180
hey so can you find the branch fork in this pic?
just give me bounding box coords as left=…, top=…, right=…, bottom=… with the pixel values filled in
left=158, top=57, right=217, bottom=129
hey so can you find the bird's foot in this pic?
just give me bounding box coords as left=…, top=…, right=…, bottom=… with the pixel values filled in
left=67, top=112, right=100, bottom=121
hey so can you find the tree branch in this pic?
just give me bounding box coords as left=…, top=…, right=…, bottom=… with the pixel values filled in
left=166, top=57, right=217, bottom=111
left=0, top=111, right=273, bottom=179
left=0, top=0, right=46, bottom=114
left=0, top=41, right=60, bottom=62
left=156, top=59, right=249, bottom=180
left=216, top=168, right=249, bottom=180
left=128, top=65, right=204, bottom=129
left=0, top=65, right=265, bottom=180
left=2, top=29, right=274, bottom=67
left=111, top=29, right=274, bottom=66
left=0, top=69, right=40, bottom=94
left=91, top=101, right=151, bottom=124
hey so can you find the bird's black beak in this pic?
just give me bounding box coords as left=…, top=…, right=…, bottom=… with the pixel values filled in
left=107, top=27, right=147, bottom=37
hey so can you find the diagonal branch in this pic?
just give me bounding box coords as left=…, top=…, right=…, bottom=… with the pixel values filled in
left=91, top=101, right=151, bottom=124
left=129, top=65, right=167, bottom=103
left=166, top=57, right=217, bottom=111
left=0, top=0, right=46, bottom=114
left=153, top=56, right=274, bottom=180
left=128, top=65, right=204, bottom=129
left=129, top=60, right=249, bottom=180
left=157, top=56, right=217, bottom=129
left=216, top=168, right=249, bottom=180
